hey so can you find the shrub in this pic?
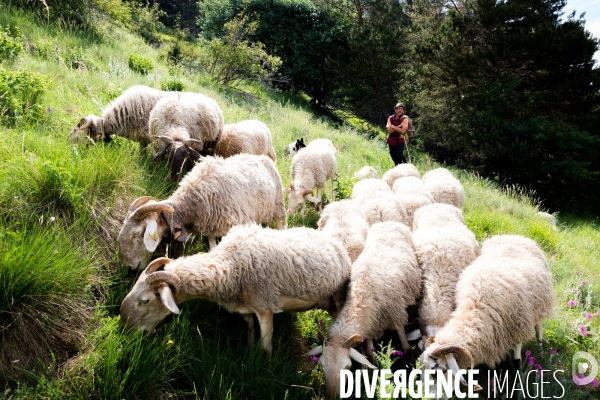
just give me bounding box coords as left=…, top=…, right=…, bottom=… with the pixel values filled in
left=32, top=37, right=61, bottom=61
left=0, top=68, right=47, bottom=126
left=0, top=25, right=23, bottom=60
left=160, top=78, right=185, bottom=91
left=128, top=53, right=153, bottom=75
left=64, top=46, right=96, bottom=71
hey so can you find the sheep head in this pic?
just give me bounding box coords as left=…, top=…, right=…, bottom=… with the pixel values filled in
left=284, top=186, right=320, bottom=214
left=152, top=136, right=203, bottom=181
left=67, top=115, right=107, bottom=144
left=304, top=334, right=375, bottom=399
left=120, top=257, right=182, bottom=332
left=117, top=196, right=174, bottom=271
left=420, top=341, right=481, bottom=392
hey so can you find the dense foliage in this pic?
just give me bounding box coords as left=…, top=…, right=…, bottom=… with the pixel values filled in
left=409, top=0, right=600, bottom=213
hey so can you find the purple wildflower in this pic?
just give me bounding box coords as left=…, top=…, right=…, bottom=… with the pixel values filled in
left=580, top=325, right=588, bottom=337
left=525, top=350, right=531, bottom=356
left=549, top=349, right=557, bottom=355
left=528, top=357, right=535, bottom=366
left=317, top=321, right=324, bottom=327
left=371, top=348, right=375, bottom=352
left=581, top=281, right=587, bottom=286
left=587, top=312, right=593, bottom=320
left=593, top=378, right=598, bottom=387
left=568, top=300, right=576, bottom=307
left=312, top=356, right=319, bottom=362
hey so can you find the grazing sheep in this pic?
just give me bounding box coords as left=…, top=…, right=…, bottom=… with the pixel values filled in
left=422, top=167, right=465, bottom=209
left=420, top=234, right=555, bottom=384
left=317, top=199, right=369, bottom=263
left=213, top=120, right=277, bottom=161
left=68, top=85, right=176, bottom=146
left=351, top=179, right=409, bottom=226
left=353, top=166, right=379, bottom=180
left=118, top=154, right=286, bottom=270
left=409, top=203, right=480, bottom=345
left=305, top=222, right=421, bottom=399
left=381, top=163, right=421, bottom=188
left=395, top=193, right=433, bottom=228
left=120, top=224, right=351, bottom=353
left=284, top=138, right=306, bottom=156
left=149, top=92, right=225, bottom=181
left=285, top=139, right=337, bottom=213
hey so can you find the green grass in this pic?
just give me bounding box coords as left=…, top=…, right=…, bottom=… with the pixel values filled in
left=0, top=1, right=599, bottom=398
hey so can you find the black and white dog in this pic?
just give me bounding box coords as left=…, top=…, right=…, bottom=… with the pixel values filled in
left=284, top=138, right=306, bottom=156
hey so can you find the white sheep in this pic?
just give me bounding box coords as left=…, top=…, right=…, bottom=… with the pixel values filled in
left=305, top=222, right=421, bottom=398
left=536, top=211, right=558, bottom=228
left=392, top=176, right=433, bottom=199
left=409, top=203, right=480, bottom=346
left=381, top=163, right=421, bottom=188
left=68, top=85, right=176, bottom=146
left=120, top=224, right=351, bottom=353
left=420, top=234, right=555, bottom=386
left=285, top=138, right=337, bottom=213
left=317, top=199, right=369, bottom=263
left=149, top=92, right=225, bottom=181
left=422, top=167, right=465, bottom=209
left=284, top=138, right=306, bottom=156
left=352, top=166, right=379, bottom=180
left=213, top=120, right=277, bottom=161
left=118, top=154, right=286, bottom=270
left=395, top=193, right=433, bottom=228
left=351, top=178, right=409, bottom=226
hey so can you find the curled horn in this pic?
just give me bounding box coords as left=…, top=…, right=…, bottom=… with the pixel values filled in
left=184, top=139, right=203, bottom=151
left=157, top=136, right=174, bottom=145
left=78, top=117, right=91, bottom=130
left=426, top=343, right=474, bottom=370
left=141, top=257, right=170, bottom=280
left=131, top=203, right=174, bottom=221
left=424, top=336, right=435, bottom=349
left=128, top=196, right=157, bottom=214
left=145, top=271, right=181, bottom=296
left=300, top=189, right=314, bottom=197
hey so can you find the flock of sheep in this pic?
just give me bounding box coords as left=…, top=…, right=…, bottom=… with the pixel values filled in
left=69, top=85, right=557, bottom=399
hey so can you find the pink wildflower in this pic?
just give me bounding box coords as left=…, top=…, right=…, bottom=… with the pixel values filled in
left=525, top=350, right=531, bottom=356
left=528, top=357, right=535, bottom=366
left=593, top=378, right=598, bottom=387
left=371, top=348, right=375, bottom=352
left=312, top=356, right=319, bottom=361
left=317, top=321, right=324, bottom=327
left=568, top=300, right=576, bottom=307
left=549, top=349, right=557, bottom=355
left=580, top=325, right=588, bottom=337
left=581, top=281, right=587, bottom=285
left=597, top=310, right=600, bottom=316
left=587, top=312, right=593, bottom=320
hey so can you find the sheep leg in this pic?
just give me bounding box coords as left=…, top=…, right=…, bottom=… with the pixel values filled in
left=512, top=343, right=522, bottom=370
left=395, top=324, right=415, bottom=364
left=535, top=324, right=543, bottom=346
left=208, top=236, right=217, bottom=249
left=317, top=188, right=322, bottom=211
left=243, top=314, right=255, bottom=349
left=331, top=178, right=336, bottom=202
left=255, top=309, right=274, bottom=354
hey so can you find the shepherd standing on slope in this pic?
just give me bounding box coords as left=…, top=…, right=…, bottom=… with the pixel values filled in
left=386, top=102, right=408, bottom=165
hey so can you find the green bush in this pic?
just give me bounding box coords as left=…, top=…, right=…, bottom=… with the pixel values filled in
left=160, top=78, right=185, bottom=91
left=128, top=53, right=153, bottom=75
left=64, top=46, right=96, bottom=71
left=32, top=37, right=61, bottom=61
left=0, top=25, right=23, bottom=60
left=0, top=68, right=47, bottom=126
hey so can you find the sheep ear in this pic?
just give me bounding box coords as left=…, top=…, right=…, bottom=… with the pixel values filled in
left=305, top=195, right=320, bottom=204
left=303, top=345, right=323, bottom=357
left=350, top=348, right=377, bottom=369
left=143, top=220, right=161, bottom=252
left=158, top=285, right=179, bottom=314
left=283, top=187, right=292, bottom=194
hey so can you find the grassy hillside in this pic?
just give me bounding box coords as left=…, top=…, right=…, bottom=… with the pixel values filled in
left=1, top=2, right=599, bottom=399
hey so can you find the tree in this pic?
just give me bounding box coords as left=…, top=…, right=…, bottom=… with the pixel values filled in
left=409, top=0, right=600, bottom=213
